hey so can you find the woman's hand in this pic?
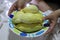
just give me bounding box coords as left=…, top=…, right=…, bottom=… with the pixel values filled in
left=8, top=0, right=31, bottom=15
left=44, top=10, right=60, bottom=35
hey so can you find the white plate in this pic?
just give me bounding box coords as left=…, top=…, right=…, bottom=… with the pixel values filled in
left=8, top=11, right=49, bottom=37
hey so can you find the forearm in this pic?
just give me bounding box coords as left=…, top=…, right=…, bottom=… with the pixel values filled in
left=54, top=9, right=60, bottom=17
left=38, top=1, right=52, bottom=12
left=17, top=0, right=26, bottom=8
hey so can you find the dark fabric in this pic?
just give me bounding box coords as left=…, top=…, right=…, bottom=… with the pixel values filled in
left=44, top=0, right=60, bottom=8
left=45, top=0, right=60, bottom=3
left=44, top=0, right=60, bottom=4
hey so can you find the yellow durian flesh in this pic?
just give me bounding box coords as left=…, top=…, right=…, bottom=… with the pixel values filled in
left=22, top=5, right=39, bottom=13
left=12, top=12, right=43, bottom=24
left=15, top=23, right=43, bottom=33
left=12, top=5, right=44, bottom=33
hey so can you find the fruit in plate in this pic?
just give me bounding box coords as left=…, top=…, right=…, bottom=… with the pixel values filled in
left=12, top=5, right=43, bottom=33
left=12, top=11, right=24, bottom=23
left=15, top=23, right=43, bottom=33
left=12, top=13, right=43, bottom=24
left=22, top=5, right=39, bottom=13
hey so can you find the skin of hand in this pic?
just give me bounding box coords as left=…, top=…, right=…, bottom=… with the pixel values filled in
left=37, top=1, right=52, bottom=12
left=8, top=0, right=32, bottom=16
left=44, top=9, right=60, bottom=35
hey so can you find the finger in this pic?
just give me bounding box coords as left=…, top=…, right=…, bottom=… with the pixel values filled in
left=44, top=24, right=54, bottom=35
left=44, top=20, right=56, bottom=35
left=43, top=14, right=54, bottom=20
left=17, top=0, right=25, bottom=10
left=8, top=1, right=17, bottom=16
left=43, top=16, right=51, bottom=20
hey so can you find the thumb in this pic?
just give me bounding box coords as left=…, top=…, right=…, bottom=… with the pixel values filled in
left=43, top=16, right=50, bottom=20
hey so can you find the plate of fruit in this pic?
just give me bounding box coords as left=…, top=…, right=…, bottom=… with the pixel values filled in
left=8, top=4, right=50, bottom=37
